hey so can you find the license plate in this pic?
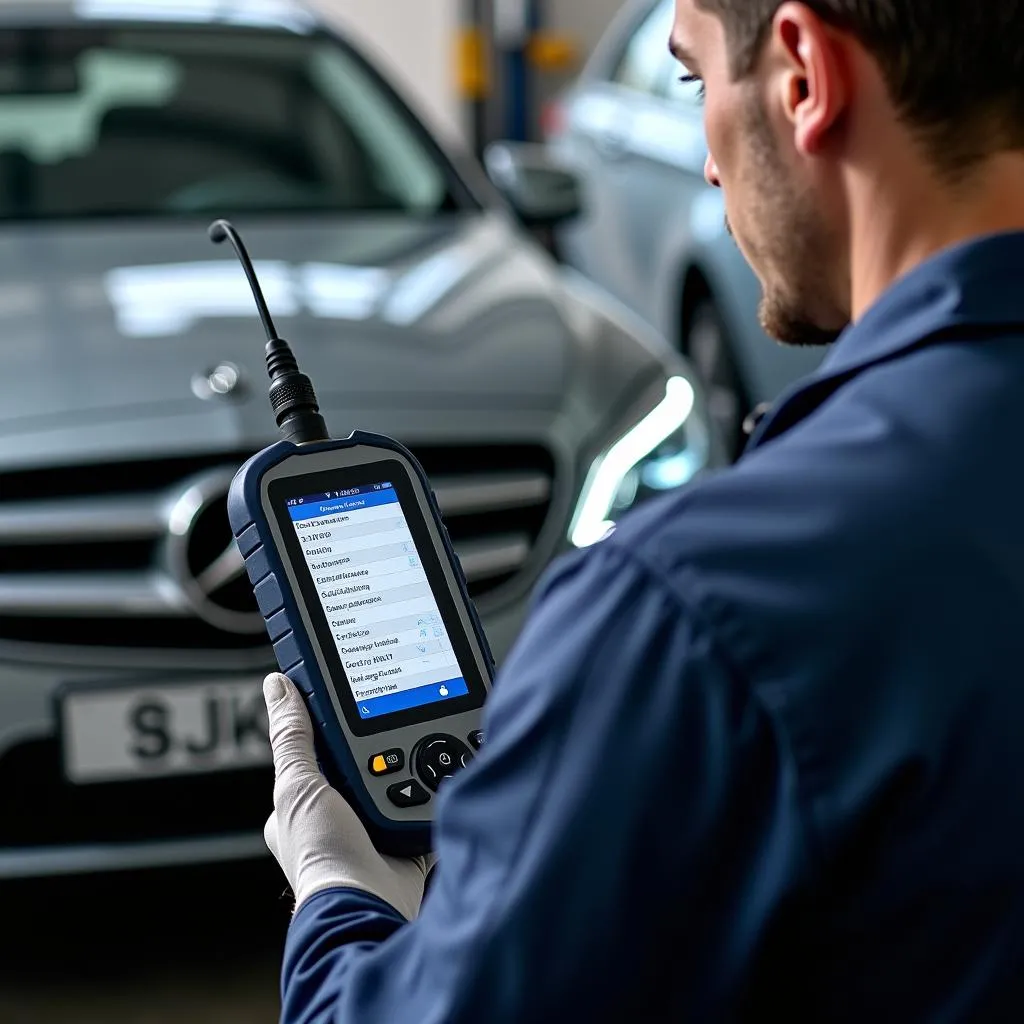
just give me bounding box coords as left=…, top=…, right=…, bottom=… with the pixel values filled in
left=60, top=679, right=272, bottom=784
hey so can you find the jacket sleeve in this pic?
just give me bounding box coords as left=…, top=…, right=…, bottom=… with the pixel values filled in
left=281, top=542, right=814, bottom=1024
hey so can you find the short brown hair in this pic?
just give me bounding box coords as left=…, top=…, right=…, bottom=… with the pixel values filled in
left=695, top=0, right=1024, bottom=180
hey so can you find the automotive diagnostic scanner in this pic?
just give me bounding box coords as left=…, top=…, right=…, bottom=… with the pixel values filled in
left=211, top=220, right=493, bottom=857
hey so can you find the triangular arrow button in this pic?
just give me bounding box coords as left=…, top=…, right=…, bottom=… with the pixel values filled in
left=387, top=778, right=429, bottom=808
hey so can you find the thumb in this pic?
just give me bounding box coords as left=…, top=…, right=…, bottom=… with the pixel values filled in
left=264, top=673, right=319, bottom=782
left=264, top=812, right=281, bottom=860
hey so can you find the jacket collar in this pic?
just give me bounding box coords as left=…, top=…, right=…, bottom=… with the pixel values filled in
left=746, top=230, right=1024, bottom=450
left=821, top=229, right=1024, bottom=380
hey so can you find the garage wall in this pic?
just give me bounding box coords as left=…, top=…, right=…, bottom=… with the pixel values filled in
left=308, top=0, right=466, bottom=144
left=305, top=1, right=634, bottom=148
left=546, top=0, right=624, bottom=58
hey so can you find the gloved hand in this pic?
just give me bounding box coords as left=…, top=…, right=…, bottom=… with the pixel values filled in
left=262, top=672, right=433, bottom=919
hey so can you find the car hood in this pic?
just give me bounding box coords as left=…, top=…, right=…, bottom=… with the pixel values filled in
left=0, top=213, right=655, bottom=465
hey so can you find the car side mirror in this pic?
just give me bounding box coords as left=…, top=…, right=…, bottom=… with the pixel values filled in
left=483, top=141, right=583, bottom=228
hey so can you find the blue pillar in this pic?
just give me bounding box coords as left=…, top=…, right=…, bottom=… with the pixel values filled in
left=501, top=0, right=539, bottom=141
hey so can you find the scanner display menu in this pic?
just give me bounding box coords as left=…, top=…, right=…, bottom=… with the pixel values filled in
left=287, top=484, right=468, bottom=720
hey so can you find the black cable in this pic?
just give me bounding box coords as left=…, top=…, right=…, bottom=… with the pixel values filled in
left=209, top=219, right=329, bottom=444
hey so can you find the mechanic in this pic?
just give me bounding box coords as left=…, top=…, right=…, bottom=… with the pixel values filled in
left=260, top=0, right=1024, bottom=1019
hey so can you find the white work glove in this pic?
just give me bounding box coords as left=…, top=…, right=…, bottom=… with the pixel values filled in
left=263, top=672, right=433, bottom=920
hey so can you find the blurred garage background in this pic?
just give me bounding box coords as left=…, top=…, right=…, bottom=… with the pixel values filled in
left=0, top=0, right=803, bottom=1020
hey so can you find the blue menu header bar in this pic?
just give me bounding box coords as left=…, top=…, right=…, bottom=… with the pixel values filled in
left=288, top=486, right=398, bottom=522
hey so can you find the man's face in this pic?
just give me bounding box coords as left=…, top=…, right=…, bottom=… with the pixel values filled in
left=672, top=0, right=849, bottom=346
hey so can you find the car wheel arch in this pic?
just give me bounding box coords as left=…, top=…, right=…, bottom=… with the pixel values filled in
left=678, top=264, right=712, bottom=345
left=675, top=263, right=753, bottom=459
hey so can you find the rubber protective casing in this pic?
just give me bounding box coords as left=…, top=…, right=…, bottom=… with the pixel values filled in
left=227, top=432, right=495, bottom=856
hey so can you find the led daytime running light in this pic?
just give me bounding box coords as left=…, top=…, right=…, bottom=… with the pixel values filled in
left=570, top=376, right=695, bottom=547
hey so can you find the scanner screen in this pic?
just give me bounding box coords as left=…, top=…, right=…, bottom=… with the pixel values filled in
left=287, top=483, right=469, bottom=720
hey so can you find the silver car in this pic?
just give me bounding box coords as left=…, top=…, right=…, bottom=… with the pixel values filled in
left=546, top=0, right=826, bottom=456
left=0, top=0, right=719, bottom=877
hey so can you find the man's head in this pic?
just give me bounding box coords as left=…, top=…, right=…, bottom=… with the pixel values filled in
left=671, top=0, right=1024, bottom=345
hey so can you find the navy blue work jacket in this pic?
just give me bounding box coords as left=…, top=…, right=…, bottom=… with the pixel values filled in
left=282, top=231, right=1024, bottom=1022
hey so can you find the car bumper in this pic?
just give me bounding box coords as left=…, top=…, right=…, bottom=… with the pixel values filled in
left=0, top=832, right=270, bottom=878
left=0, top=600, right=530, bottom=878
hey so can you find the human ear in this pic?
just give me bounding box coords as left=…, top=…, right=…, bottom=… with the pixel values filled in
left=770, top=1, right=850, bottom=155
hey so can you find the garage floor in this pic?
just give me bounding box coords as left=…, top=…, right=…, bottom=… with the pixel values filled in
left=0, top=859, right=289, bottom=1023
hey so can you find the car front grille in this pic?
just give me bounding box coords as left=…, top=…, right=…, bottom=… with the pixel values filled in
left=0, top=445, right=554, bottom=651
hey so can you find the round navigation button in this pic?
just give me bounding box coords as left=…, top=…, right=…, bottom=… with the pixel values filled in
left=413, top=734, right=473, bottom=792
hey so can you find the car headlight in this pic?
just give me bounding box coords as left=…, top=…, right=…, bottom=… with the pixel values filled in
left=569, top=376, right=709, bottom=547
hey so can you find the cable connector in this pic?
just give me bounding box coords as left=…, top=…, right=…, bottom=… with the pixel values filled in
left=209, top=220, right=329, bottom=444
left=264, top=337, right=329, bottom=444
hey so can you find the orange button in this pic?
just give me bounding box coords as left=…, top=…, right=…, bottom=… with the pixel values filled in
left=368, top=748, right=404, bottom=777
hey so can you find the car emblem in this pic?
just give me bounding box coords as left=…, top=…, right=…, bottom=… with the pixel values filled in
left=164, top=467, right=265, bottom=635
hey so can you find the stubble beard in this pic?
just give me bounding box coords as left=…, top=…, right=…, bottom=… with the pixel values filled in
left=731, top=100, right=849, bottom=348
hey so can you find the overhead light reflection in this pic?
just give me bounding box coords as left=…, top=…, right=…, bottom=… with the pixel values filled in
left=302, top=263, right=391, bottom=321
left=104, top=260, right=395, bottom=337
left=75, top=0, right=315, bottom=31
left=105, top=261, right=297, bottom=337
left=380, top=251, right=469, bottom=326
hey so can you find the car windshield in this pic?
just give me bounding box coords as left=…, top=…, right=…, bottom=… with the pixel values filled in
left=0, top=24, right=461, bottom=219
